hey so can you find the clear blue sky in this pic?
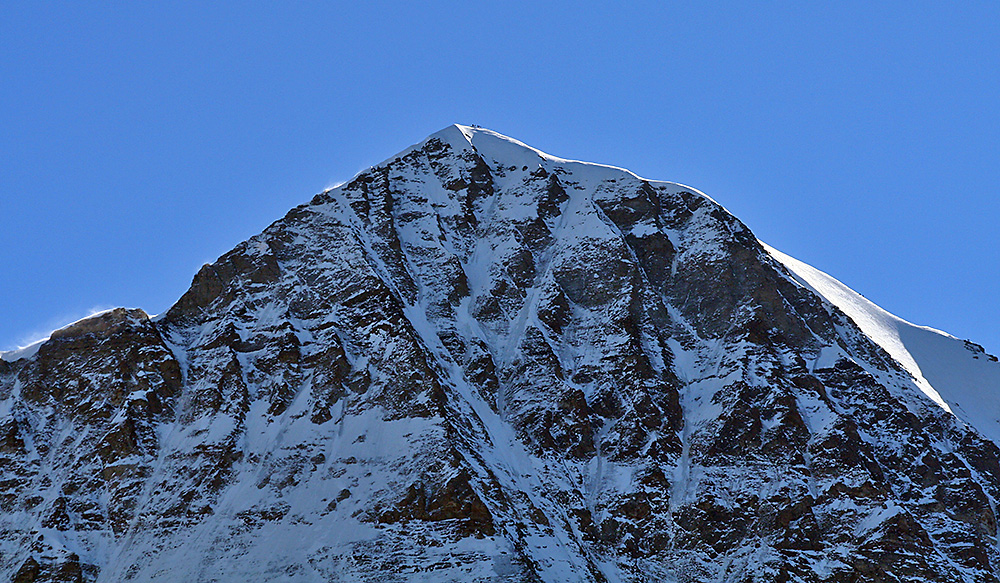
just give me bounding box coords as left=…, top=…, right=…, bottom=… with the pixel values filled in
left=2, top=2, right=998, bottom=356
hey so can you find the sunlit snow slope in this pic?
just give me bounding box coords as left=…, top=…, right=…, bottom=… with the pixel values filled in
left=765, top=243, right=1000, bottom=444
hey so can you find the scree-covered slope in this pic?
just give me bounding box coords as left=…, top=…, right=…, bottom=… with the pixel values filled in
left=2, top=125, right=999, bottom=583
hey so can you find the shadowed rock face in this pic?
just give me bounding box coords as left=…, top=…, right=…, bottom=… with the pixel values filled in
left=2, top=125, right=999, bottom=582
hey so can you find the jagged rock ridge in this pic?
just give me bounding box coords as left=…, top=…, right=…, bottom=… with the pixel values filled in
left=2, top=125, right=1000, bottom=582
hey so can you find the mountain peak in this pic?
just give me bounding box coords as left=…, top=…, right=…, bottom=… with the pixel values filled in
left=2, top=127, right=999, bottom=582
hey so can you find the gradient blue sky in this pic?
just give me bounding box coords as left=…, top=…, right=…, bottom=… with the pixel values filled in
left=2, top=2, right=998, bottom=355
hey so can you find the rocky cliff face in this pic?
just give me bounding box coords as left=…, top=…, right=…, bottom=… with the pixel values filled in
left=2, top=125, right=1000, bottom=582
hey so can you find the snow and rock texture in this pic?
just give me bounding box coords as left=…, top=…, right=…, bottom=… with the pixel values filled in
left=2, top=124, right=1000, bottom=582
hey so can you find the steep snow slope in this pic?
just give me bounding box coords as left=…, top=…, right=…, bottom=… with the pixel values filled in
left=765, top=243, right=1000, bottom=445
left=0, top=339, right=46, bottom=363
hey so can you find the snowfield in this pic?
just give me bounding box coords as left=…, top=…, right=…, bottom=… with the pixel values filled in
left=765, top=242, right=1000, bottom=444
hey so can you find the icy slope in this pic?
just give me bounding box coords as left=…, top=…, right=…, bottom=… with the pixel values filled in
left=765, top=243, right=1000, bottom=444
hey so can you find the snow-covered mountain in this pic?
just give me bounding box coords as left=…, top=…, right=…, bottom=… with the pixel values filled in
left=3, top=125, right=999, bottom=582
